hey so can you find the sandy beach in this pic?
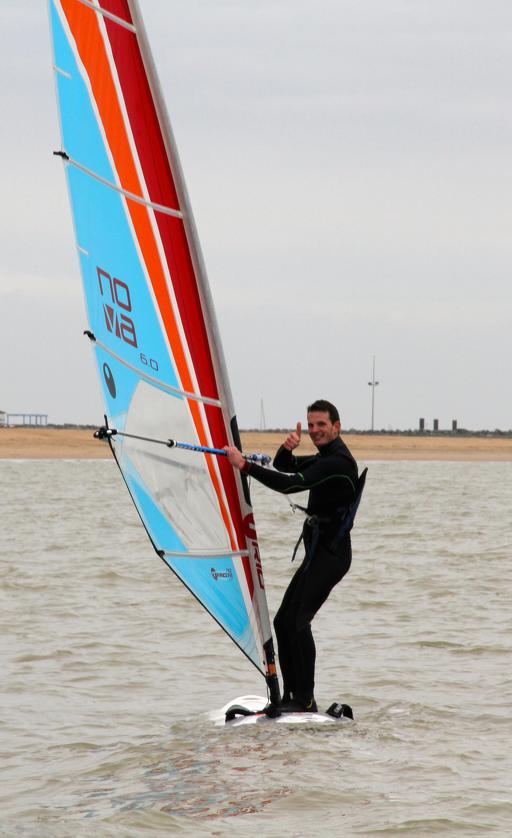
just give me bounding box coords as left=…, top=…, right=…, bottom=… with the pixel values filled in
left=1, top=427, right=511, bottom=461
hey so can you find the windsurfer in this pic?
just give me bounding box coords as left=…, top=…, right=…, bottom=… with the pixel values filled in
left=225, top=399, right=361, bottom=715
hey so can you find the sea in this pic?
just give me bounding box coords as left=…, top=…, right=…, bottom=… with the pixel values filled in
left=1, top=459, right=511, bottom=837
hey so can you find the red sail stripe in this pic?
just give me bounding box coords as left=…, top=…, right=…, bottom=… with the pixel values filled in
left=97, top=0, right=133, bottom=25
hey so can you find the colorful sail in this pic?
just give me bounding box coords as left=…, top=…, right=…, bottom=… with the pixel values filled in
left=49, top=0, right=279, bottom=690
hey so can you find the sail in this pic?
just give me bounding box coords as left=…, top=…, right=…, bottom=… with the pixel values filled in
left=49, top=0, right=278, bottom=686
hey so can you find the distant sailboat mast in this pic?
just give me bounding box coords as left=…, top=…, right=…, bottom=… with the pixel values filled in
left=260, top=398, right=266, bottom=432
left=368, top=356, right=379, bottom=432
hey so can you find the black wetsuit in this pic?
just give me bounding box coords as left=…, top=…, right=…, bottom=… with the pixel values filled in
left=244, top=436, right=358, bottom=705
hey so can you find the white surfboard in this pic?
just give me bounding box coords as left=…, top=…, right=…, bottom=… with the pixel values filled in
left=211, top=695, right=354, bottom=727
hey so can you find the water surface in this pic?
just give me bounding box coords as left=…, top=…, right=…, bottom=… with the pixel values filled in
left=1, top=460, right=511, bottom=836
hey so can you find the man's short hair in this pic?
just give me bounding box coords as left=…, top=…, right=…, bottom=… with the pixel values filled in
left=307, top=399, right=340, bottom=424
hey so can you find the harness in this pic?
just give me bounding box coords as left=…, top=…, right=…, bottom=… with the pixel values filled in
left=290, top=467, right=368, bottom=568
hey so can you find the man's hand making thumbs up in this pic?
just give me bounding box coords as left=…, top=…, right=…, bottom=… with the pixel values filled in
left=283, top=421, right=302, bottom=451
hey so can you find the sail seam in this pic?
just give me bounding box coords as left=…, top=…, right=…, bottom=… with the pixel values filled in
left=77, top=0, right=137, bottom=33
left=92, top=337, right=223, bottom=407
left=53, top=64, right=72, bottom=79
left=64, top=155, right=183, bottom=218
left=163, top=550, right=249, bottom=559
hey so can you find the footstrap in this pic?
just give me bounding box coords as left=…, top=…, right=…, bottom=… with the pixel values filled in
left=225, top=704, right=257, bottom=722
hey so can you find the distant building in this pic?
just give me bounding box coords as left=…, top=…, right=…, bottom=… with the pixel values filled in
left=0, top=411, right=6, bottom=427
left=5, top=413, right=48, bottom=426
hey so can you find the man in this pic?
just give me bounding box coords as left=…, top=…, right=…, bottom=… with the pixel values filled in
left=225, top=399, right=360, bottom=714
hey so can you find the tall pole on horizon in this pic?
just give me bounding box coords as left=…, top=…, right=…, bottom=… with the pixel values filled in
left=368, top=356, right=379, bottom=432
left=259, top=398, right=266, bottom=431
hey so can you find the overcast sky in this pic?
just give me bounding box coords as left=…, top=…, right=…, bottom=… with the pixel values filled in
left=1, top=1, right=511, bottom=430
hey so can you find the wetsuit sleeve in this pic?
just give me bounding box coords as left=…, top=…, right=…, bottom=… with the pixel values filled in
left=273, top=445, right=318, bottom=473
left=246, top=456, right=357, bottom=498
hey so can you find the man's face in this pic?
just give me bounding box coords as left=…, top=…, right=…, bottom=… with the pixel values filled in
left=307, top=411, right=341, bottom=448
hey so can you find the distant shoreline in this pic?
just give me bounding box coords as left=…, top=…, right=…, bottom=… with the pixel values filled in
left=1, top=427, right=512, bottom=461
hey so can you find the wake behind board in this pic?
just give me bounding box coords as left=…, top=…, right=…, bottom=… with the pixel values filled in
left=211, top=696, right=354, bottom=727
